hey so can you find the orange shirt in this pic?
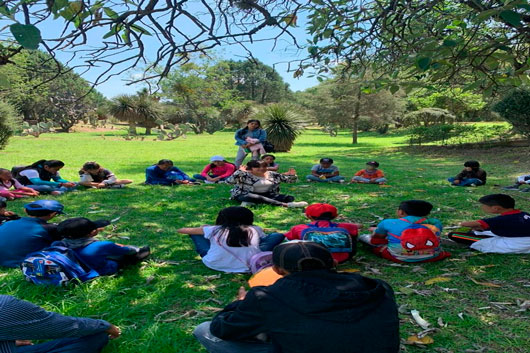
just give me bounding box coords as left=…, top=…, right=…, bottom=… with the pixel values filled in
left=354, top=169, right=384, bottom=179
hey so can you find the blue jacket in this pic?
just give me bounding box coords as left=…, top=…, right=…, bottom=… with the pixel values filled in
left=72, top=241, right=137, bottom=276
left=145, top=165, right=191, bottom=185
left=234, top=128, right=267, bottom=146
left=0, top=217, right=58, bottom=268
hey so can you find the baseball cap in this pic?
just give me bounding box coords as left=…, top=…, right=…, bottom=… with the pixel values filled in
left=58, top=217, right=111, bottom=238
left=305, top=203, right=338, bottom=219
left=210, top=155, right=225, bottom=162
left=366, top=161, right=379, bottom=167
left=24, top=200, right=65, bottom=214
left=272, top=241, right=334, bottom=272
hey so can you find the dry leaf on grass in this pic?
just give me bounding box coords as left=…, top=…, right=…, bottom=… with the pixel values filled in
left=340, top=268, right=360, bottom=273
left=425, top=277, right=451, bottom=285
left=468, top=277, right=502, bottom=288
left=437, top=317, right=447, bottom=328
left=405, top=335, right=434, bottom=345
left=410, top=309, right=430, bottom=329
left=367, top=268, right=382, bottom=275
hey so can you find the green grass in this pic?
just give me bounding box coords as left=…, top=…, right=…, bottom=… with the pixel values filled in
left=1, top=127, right=529, bottom=352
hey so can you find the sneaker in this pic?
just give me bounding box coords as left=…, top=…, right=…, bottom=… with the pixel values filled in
left=204, top=180, right=214, bottom=184
left=306, top=179, right=312, bottom=182
left=240, top=201, right=255, bottom=207
left=110, top=184, right=125, bottom=188
left=287, top=201, right=308, bottom=208
left=520, top=188, right=530, bottom=192
left=338, top=179, right=345, bottom=184
left=470, top=183, right=477, bottom=187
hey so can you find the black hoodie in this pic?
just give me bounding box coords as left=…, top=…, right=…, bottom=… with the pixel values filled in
left=210, top=270, right=400, bottom=353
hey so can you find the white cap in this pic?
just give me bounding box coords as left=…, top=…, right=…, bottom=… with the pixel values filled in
left=210, top=155, right=225, bottom=162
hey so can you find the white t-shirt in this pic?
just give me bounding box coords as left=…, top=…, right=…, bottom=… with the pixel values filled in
left=19, top=169, right=62, bottom=181
left=202, top=225, right=265, bottom=273
left=252, top=178, right=274, bottom=193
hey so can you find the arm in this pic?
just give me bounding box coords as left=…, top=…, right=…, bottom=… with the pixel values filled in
left=234, top=129, right=247, bottom=146
left=51, top=172, right=70, bottom=184
left=460, top=220, right=486, bottom=230
left=267, top=164, right=279, bottom=172
left=102, top=171, right=117, bottom=185
left=217, top=164, right=236, bottom=179
left=311, top=165, right=321, bottom=176
left=0, top=296, right=112, bottom=341
left=200, top=164, right=212, bottom=178
left=177, top=227, right=205, bottom=235
left=225, top=170, right=244, bottom=185
left=257, top=129, right=267, bottom=143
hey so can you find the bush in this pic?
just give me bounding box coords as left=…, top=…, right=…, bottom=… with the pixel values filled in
left=402, top=108, right=456, bottom=128
left=493, top=88, right=530, bottom=139
left=256, top=104, right=304, bottom=152
left=408, top=124, right=475, bottom=146
left=0, top=101, right=19, bottom=149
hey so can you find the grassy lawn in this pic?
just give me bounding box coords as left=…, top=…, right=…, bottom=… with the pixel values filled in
left=0, top=127, right=529, bottom=353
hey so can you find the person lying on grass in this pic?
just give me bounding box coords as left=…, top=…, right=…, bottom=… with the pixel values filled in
left=226, top=160, right=307, bottom=208
left=503, top=173, right=530, bottom=192
left=0, top=168, right=40, bottom=200
left=283, top=203, right=359, bottom=264
left=448, top=194, right=530, bottom=254
left=0, top=200, right=63, bottom=268
left=13, top=159, right=77, bottom=195
left=359, top=200, right=451, bottom=263
left=55, top=217, right=151, bottom=276
left=448, top=160, right=487, bottom=187
left=78, top=161, right=133, bottom=189
left=350, top=161, right=387, bottom=185
left=177, top=206, right=284, bottom=273
left=0, top=200, right=20, bottom=225
left=306, top=157, right=345, bottom=183
left=193, top=155, right=236, bottom=183
left=145, top=159, right=196, bottom=186
left=193, top=241, right=400, bottom=353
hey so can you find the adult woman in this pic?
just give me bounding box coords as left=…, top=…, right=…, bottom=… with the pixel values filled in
left=234, top=119, right=267, bottom=168
left=14, top=160, right=77, bottom=194
left=226, top=160, right=307, bottom=208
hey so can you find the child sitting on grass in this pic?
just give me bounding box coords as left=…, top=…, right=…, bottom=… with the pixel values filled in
left=306, top=158, right=345, bottom=183
left=503, top=173, right=530, bottom=192
left=0, top=168, right=40, bottom=200
left=0, top=200, right=20, bottom=225
left=350, top=161, right=387, bottom=184
left=359, top=200, right=451, bottom=263
left=261, top=154, right=279, bottom=172
left=177, top=207, right=284, bottom=273
left=193, top=156, right=236, bottom=183
left=57, top=217, right=150, bottom=275
left=145, top=159, right=196, bottom=185
left=284, top=203, right=359, bottom=263
left=79, top=162, right=133, bottom=189
left=448, top=160, right=487, bottom=187
left=448, top=194, right=530, bottom=254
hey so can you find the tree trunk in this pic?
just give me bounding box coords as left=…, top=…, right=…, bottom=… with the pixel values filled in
left=128, top=120, right=137, bottom=135
left=145, top=126, right=152, bottom=135
left=352, top=87, right=361, bottom=144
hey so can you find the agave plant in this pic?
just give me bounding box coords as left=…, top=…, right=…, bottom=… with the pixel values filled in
left=258, top=104, right=304, bottom=152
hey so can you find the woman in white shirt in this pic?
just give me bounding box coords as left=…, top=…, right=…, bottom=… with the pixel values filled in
left=177, top=207, right=284, bottom=273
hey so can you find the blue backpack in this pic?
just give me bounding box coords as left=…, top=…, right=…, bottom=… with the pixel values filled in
left=21, top=245, right=99, bottom=286
left=300, top=222, right=354, bottom=254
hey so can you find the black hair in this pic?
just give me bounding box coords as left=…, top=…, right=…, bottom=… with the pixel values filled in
left=464, top=160, right=480, bottom=169
left=320, top=158, right=333, bottom=164
left=314, top=212, right=335, bottom=221
left=157, top=159, right=173, bottom=166
left=237, top=119, right=262, bottom=138
left=366, top=161, right=380, bottom=167
left=398, top=200, right=433, bottom=217
left=29, top=160, right=65, bottom=169
left=261, top=154, right=276, bottom=160
left=246, top=160, right=266, bottom=170
left=479, top=194, right=515, bottom=209
left=25, top=208, right=56, bottom=217
left=213, top=206, right=255, bottom=247
left=0, top=200, right=6, bottom=209
left=0, top=168, right=16, bottom=189
left=80, top=161, right=101, bottom=174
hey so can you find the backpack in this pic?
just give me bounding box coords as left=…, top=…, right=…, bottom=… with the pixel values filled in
left=300, top=222, right=354, bottom=254
left=263, top=141, right=275, bottom=153
left=397, top=218, right=440, bottom=253
left=10, top=165, right=27, bottom=179
left=248, top=251, right=273, bottom=274
left=21, top=245, right=99, bottom=286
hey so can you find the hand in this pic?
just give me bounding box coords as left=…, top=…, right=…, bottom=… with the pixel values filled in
left=97, top=183, right=106, bottom=188
left=236, top=286, right=247, bottom=301
left=239, top=165, right=247, bottom=171
left=205, top=176, right=214, bottom=182
left=211, top=177, right=220, bottom=182
left=32, top=190, right=40, bottom=195
left=179, top=180, right=190, bottom=184
left=453, top=180, right=460, bottom=184
left=62, top=182, right=76, bottom=188
left=241, top=144, right=249, bottom=148
left=283, top=169, right=296, bottom=176
left=106, top=324, right=121, bottom=339
left=4, top=211, right=15, bottom=216
left=15, top=340, right=33, bottom=347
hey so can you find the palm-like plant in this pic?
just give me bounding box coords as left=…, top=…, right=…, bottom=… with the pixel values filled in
left=258, top=104, right=304, bottom=152
left=109, top=95, right=137, bottom=134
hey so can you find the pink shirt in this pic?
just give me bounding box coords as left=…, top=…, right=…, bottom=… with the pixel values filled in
left=0, top=179, right=24, bottom=191
left=200, top=163, right=236, bottom=178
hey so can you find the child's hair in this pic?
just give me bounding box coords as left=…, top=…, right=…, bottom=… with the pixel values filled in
left=320, top=158, right=333, bottom=164
left=314, top=212, right=335, bottom=221
left=0, top=200, right=6, bottom=209
left=237, top=119, right=262, bottom=138
left=30, top=160, right=65, bottom=169
left=479, top=194, right=515, bottom=209
left=80, top=161, right=101, bottom=174
left=214, top=206, right=255, bottom=247
left=0, top=168, right=9, bottom=175
left=261, top=154, right=276, bottom=161
left=464, top=160, right=480, bottom=169
left=366, top=161, right=379, bottom=167
left=398, top=200, right=433, bottom=217
left=25, top=208, right=57, bottom=217
left=157, top=159, right=173, bottom=166
left=209, top=160, right=233, bottom=169
left=246, top=160, right=266, bottom=170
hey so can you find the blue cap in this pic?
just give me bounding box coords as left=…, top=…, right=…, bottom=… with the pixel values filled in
left=24, top=200, right=65, bottom=214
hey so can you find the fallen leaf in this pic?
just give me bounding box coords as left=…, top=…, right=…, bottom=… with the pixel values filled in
left=398, top=304, right=409, bottom=314
left=379, top=184, right=392, bottom=187
left=340, top=268, right=360, bottom=273
left=87, top=210, right=105, bottom=214
left=425, top=277, right=451, bottom=285
left=469, top=277, right=501, bottom=288
left=411, top=309, right=430, bottom=329
left=405, top=334, right=434, bottom=345
left=437, top=317, right=447, bottom=327
left=412, top=266, right=427, bottom=273
left=413, top=189, right=426, bottom=192
left=367, top=268, right=382, bottom=275
left=457, top=312, right=465, bottom=320
left=110, top=217, right=121, bottom=223
left=118, top=236, right=130, bottom=240
left=398, top=287, right=415, bottom=295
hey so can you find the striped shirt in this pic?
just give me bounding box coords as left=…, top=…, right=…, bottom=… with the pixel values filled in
left=0, top=295, right=110, bottom=353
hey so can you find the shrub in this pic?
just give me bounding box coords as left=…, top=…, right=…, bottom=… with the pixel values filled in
left=493, top=88, right=530, bottom=139
left=0, top=101, right=19, bottom=149
left=408, top=124, right=475, bottom=146
left=402, top=108, right=456, bottom=128
left=256, top=104, right=304, bottom=152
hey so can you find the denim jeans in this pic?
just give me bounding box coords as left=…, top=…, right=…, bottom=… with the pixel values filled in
left=305, top=175, right=345, bottom=182
left=16, top=332, right=109, bottom=353
left=448, top=177, right=483, bottom=186
left=352, top=176, right=387, bottom=183
left=193, top=174, right=228, bottom=182
left=189, top=232, right=285, bottom=257
left=235, top=147, right=259, bottom=168
left=194, top=322, right=273, bottom=353
left=26, top=185, right=76, bottom=194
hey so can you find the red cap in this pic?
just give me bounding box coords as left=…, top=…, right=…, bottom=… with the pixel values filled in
left=305, top=203, right=338, bottom=219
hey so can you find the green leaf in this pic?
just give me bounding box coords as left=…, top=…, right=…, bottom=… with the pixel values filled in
left=130, top=24, right=152, bottom=36
left=10, top=23, right=41, bottom=50
left=443, top=39, right=458, bottom=47
left=499, top=10, right=521, bottom=26
left=0, top=73, right=10, bottom=88
left=51, top=0, right=69, bottom=15
left=389, top=85, right=399, bottom=94
left=476, top=9, right=498, bottom=21
left=416, top=57, right=431, bottom=71
left=103, top=7, right=119, bottom=19
left=60, top=2, right=82, bottom=21
left=0, top=4, right=11, bottom=17
left=517, top=4, right=530, bottom=11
